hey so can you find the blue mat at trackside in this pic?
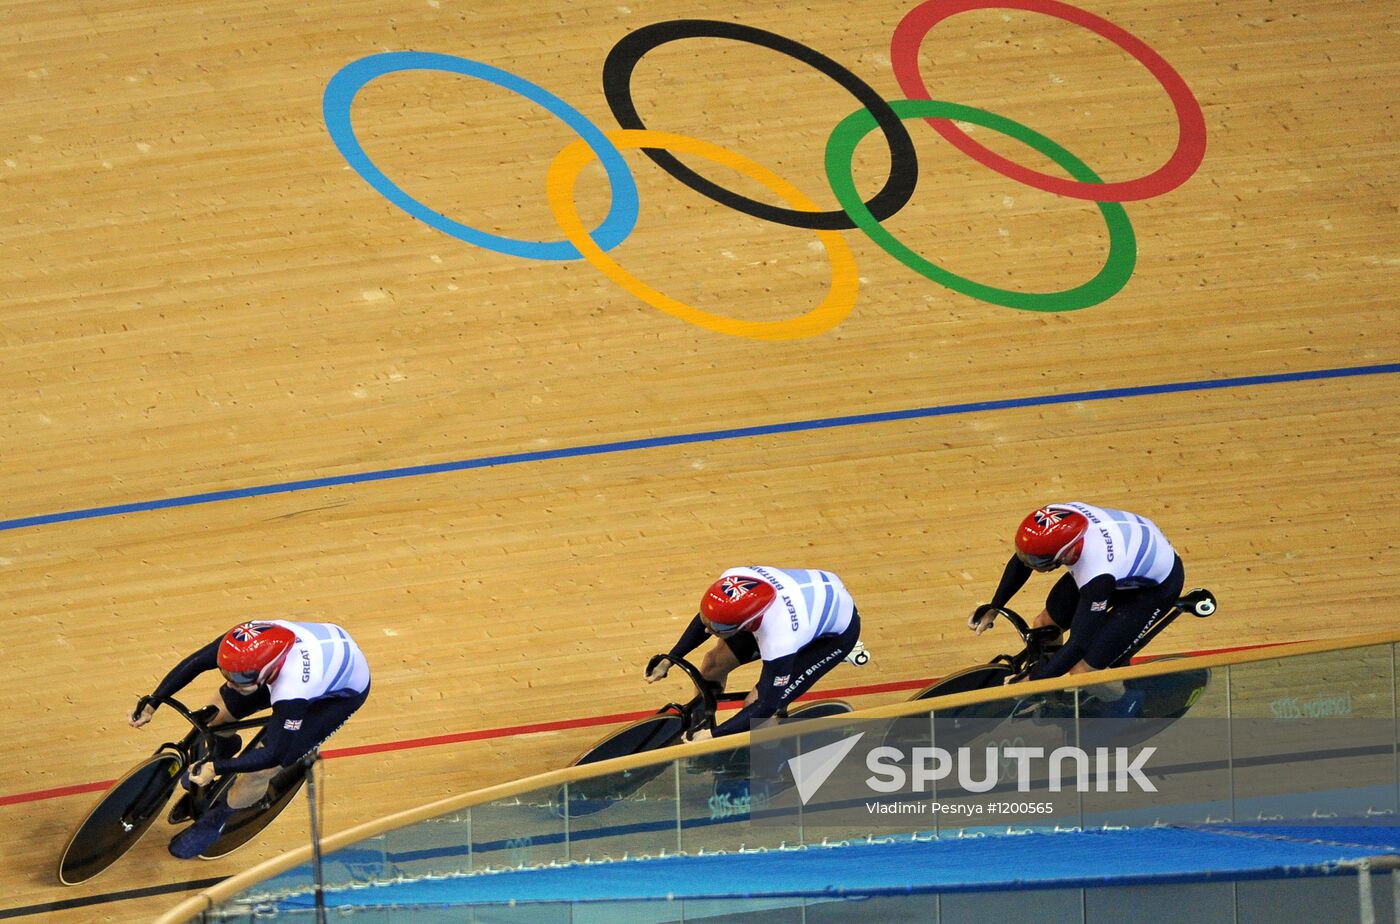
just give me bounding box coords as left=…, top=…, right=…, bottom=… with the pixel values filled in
left=277, top=824, right=1400, bottom=909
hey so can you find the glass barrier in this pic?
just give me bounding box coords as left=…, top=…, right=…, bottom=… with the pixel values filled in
left=195, top=872, right=1397, bottom=924
left=1231, top=644, right=1399, bottom=822
left=195, top=641, right=1399, bottom=924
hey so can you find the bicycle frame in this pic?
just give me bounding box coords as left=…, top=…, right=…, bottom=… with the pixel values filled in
left=59, top=695, right=274, bottom=885
left=646, top=653, right=749, bottom=733
left=978, top=587, right=1216, bottom=681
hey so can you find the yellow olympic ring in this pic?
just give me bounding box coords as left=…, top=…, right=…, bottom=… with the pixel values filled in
left=545, top=129, right=859, bottom=341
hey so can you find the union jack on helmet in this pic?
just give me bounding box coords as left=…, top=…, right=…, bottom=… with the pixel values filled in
left=218, top=622, right=296, bottom=687
left=699, top=574, right=776, bottom=637
left=1015, top=507, right=1089, bottom=571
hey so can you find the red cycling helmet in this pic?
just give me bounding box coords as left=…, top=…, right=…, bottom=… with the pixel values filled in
left=1015, top=507, right=1089, bottom=571
left=218, top=622, right=296, bottom=686
left=699, top=575, right=776, bottom=637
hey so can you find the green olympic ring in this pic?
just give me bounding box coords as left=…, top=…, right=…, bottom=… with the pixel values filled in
left=826, top=99, right=1136, bottom=312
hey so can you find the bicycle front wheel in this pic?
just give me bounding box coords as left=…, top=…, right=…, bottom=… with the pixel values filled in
left=59, top=751, right=182, bottom=885
left=555, top=714, right=687, bottom=816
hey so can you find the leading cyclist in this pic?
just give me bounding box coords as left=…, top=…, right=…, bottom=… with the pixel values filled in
left=129, top=620, right=370, bottom=858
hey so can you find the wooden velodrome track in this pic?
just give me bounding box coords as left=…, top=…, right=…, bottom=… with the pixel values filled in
left=1, top=0, right=1396, bottom=920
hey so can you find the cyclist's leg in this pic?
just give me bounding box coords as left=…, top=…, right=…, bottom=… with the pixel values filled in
left=171, top=689, right=239, bottom=760
left=172, top=686, right=369, bottom=858
left=199, top=683, right=266, bottom=764
left=1070, top=574, right=1180, bottom=716
left=203, top=689, right=245, bottom=757
left=226, top=767, right=279, bottom=809
left=1092, top=561, right=1186, bottom=671
left=1031, top=573, right=1157, bottom=680
left=766, top=613, right=862, bottom=714
left=228, top=685, right=369, bottom=807
left=205, top=689, right=237, bottom=724
left=171, top=684, right=266, bottom=823
left=209, top=689, right=275, bottom=809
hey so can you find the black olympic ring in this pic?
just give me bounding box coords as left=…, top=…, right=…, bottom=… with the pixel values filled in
left=602, top=19, right=920, bottom=231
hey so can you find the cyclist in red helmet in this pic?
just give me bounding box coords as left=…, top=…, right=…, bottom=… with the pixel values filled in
left=129, top=620, right=370, bottom=859
left=969, top=503, right=1185, bottom=681
left=648, top=567, right=863, bottom=739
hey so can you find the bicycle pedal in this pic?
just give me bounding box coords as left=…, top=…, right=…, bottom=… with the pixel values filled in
left=167, top=791, right=194, bottom=825
left=844, top=641, right=870, bottom=667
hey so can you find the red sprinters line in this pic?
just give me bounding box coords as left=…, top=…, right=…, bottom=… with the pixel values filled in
left=0, top=641, right=1288, bottom=808
left=0, top=780, right=115, bottom=808
left=320, top=709, right=656, bottom=759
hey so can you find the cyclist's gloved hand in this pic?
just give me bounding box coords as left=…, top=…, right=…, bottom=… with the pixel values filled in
left=968, top=604, right=999, bottom=636
left=129, top=696, right=156, bottom=729
left=645, top=659, right=671, bottom=684
left=188, top=760, right=216, bottom=787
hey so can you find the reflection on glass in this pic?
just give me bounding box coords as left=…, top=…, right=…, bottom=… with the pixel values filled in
left=204, top=643, right=1400, bottom=924
left=469, top=787, right=566, bottom=872
left=1079, top=667, right=1231, bottom=827
left=931, top=685, right=1080, bottom=834
left=564, top=759, right=680, bottom=864
left=1230, top=645, right=1398, bottom=820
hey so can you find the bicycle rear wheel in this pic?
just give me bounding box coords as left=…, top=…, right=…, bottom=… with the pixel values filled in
left=199, top=764, right=308, bottom=860
left=59, top=751, right=182, bottom=885
left=785, top=700, right=854, bottom=721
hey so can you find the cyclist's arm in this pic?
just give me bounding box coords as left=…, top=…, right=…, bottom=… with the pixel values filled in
left=667, top=614, right=710, bottom=661
left=149, top=634, right=223, bottom=704
left=711, top=653, right=797, bottom=737
left=1027, top=573, right=1115, bottom=679
left=989, top=555, right=1033, bottom=609
left=211, top=698, right=313, bottom=775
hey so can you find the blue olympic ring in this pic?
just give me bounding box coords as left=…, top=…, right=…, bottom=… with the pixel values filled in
left=322, top=51, right=640, bottom=261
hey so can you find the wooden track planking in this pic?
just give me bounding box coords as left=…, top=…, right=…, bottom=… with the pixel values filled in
left=0, top=0, right=1396, bottom=920
left=3, top=376, right=1396, bottom=914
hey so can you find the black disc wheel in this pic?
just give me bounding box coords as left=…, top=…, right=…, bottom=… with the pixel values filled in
left=59, top=752, right=182, bottom=885
left=784, top=700, right=854, bottom=721
left=198, top=765, right=308, bottom=860
left=913, top=663, right=1014, bottom=702
left=557, top=714, right=687, bottom=816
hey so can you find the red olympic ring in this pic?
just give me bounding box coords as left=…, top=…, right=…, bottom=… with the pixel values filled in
left=891, top=0, right=1207, bottom=202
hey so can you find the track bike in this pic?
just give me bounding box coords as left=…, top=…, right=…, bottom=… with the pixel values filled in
left=896, top=588, right=1218, bottom=749
left=556, top=653, right=854, bottom=816
left=58, top=695, right=309, bottom=884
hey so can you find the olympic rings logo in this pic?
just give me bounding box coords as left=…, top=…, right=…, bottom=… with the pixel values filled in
left=323, top=0, right=1205, bottom=340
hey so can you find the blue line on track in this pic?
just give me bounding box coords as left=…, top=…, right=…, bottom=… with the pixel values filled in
left=3, top=362, right=1396, bottom=534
